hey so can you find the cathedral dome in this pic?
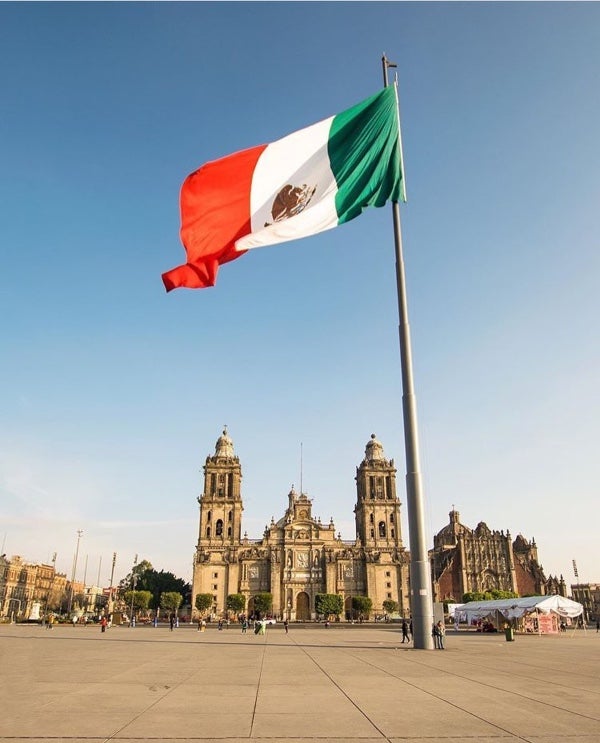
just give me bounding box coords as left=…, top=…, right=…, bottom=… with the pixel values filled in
left=215, top=427, right=234, bottom=458
left=365, top=433, right=385, bottom=462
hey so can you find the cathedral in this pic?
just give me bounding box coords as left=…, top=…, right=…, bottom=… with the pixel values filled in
left=191, top=428, right=563, bottom=622
left=191, top=429, right=411, bottom=621
left=430, top=509, right=566, bottom=601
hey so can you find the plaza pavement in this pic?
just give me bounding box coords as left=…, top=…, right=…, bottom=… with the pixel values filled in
left=0, top=622, right=599, bottom=743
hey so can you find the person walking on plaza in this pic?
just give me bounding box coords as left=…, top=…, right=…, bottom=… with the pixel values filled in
left=169, top=614, right=175, bottom=632
left=284, top=619, right=289, bottom=634
left=100, top=616, right=107, bottom=633
left=401, top=619, right=410, bottom=643
left=242, top=618, right=248, bottom=634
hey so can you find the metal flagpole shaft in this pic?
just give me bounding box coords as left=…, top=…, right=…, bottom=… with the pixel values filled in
left=382, top=54, right=434, bottom=649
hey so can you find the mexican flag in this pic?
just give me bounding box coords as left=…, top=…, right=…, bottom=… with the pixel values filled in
left=162, top=85, right=405, bottom=291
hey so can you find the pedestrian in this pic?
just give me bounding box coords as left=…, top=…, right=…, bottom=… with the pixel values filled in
left=401, top=619, right=410, bottom=643
left=100, top=616, right=107, bottom=633
left=72, top=615, right=78, bottom=628
left=169, top=614, right=175, bottom=632
left=435, top=620, right=446, bottom=649
left=218, top=619, right=223, bottom=631
left=197, top=617, right=202, bottom=632
left=242, top=619, right=248, bottom=634
left=284, top=619, right=289, bottom=634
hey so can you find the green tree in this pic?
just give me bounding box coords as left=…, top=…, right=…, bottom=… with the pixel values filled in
left=195, top=593, right=213, bottom=616
left=123, top=590, right=152, bottom=616
left=382, top=599, right=398, bottom=615
left=463, top=590, right=519, bottom=603
left=315, top=594, right=344, bottom=619
left=489, top=589, right=518, bottom=600
left=226, top=594, right=246, bottom=615
left=351, top=596, right=373, bottom=620
left=252, top=593, right=273, bottom=617
left=462, top=591, right=487, bottom=603
left=160, top=591, right=183, bottom=615
left=118, top=559, right=154, bottom=596
left=142, top=569, right=189, bottom=609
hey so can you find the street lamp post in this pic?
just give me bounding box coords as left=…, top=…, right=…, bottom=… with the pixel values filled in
left=130, top=575, right=137, bottom=627
left=67, top=530, right=83, bottom=616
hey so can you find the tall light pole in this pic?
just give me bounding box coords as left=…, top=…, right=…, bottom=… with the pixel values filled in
left=129, top=554, right=138, bottom=627
left=107, top=552, right=117, bottom=619
left=67, top=530, right=83, bottom=616
left=43, top=552, right=57, bottom=621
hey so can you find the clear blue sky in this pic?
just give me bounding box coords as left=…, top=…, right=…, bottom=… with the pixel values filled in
left=2, top=2, right=598, bottom=588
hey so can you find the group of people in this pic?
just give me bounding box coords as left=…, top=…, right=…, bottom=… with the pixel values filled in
left=432, top=620, right=446, bottom=649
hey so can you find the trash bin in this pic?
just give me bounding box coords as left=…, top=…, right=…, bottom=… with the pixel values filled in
left=504, top=626, right=514, bottom=642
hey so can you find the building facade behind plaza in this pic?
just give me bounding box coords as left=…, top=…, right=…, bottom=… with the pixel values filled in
left=3, top=430, right=568, bottom=621
left=191, top=429, right=562, bottom=621
left=430, top=509, right=566, bottom=602
left=191, top=429, right=411, bottom=621
left=0, top=554, right=104, bottom=620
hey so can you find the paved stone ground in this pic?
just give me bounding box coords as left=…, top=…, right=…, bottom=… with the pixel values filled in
left=0, top=622, right=599, bottom=743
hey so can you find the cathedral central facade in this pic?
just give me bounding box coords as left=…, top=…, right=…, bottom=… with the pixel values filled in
left=191, top=429, right=411, bottom=621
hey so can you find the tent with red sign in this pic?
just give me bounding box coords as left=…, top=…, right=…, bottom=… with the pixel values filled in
left=455, top=595, right=583, bottom=634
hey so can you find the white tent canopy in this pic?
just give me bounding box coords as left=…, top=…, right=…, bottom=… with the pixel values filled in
left=456, top=595, right=583, bottom=621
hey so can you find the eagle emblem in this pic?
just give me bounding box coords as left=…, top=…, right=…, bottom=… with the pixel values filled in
left=264, top=183, right=317, bottom=227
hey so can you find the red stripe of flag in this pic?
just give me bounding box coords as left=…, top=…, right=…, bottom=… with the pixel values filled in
left=162, top=143, right=267, bottom=291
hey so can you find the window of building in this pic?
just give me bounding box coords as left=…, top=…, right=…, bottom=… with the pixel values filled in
left=386, top=582, right=391, bottom=588
left=216, top=519, right=223, bottom=536
left=228, top=510, right=232, bottom=522
left=387, top=593, right=392, bottom=599
left=207, top=510, right=211, bottom=521
left=212, top=584, right=217, bottom=590
left=378, top=521, right=386, bottom=537
left=370, top=529, right=374, bottom=538
left=206, top=527, right=211, bottom=538
left=213, top=573, right=218, bottom=579
left=227, top=526, right=232, bottom=537
left=386, top=571, right=391, bottom=577
left=390, top=513, right=394, bottom=523
left=391, top=528, right=395, bottom=538
left=369, top=513, right=374, bottom=523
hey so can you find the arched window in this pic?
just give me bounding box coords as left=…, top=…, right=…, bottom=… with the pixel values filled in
left=369, top=513, right=374, bottom=523
left=228, top=510, right=232, bottom=522
left=227, top=526, right=232, bottom=537
left=207, top=510, right=211, bottom=522
left=206, top=526, right=211, bottom=538
left=391, top=528, right=395, bottom=538
left=390, top=513, right=394, bottom=523
left=216, top=519, right=223, bottom=536
left=370, top=529, right=375, bottom=538
left=378, top=521, right=386, bottom=537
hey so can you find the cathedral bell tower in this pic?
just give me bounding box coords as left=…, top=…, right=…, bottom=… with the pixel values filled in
left=196, top=427, right=243, bottom=551
left=354, top=434, right=403, bottom=548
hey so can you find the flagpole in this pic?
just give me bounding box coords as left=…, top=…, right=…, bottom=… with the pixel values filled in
left=382, top=54, right=434, bottom=650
